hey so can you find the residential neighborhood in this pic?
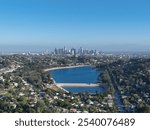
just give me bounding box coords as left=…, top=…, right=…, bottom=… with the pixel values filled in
left=0, top=52, right=149, bottom=113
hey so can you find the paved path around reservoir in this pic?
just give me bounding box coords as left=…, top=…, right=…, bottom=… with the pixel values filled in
left=56, top=83, right=100, bottom=87
left=44, top=65, right=92, bottom=72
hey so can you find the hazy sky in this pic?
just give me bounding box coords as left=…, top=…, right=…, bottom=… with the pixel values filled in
left=0, top=0, right=150, bottom=52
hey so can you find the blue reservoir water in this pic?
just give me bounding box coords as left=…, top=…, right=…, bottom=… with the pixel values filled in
left=50, top=66, right=107, bottom=94
left=63, top=86, right=107, bottom=94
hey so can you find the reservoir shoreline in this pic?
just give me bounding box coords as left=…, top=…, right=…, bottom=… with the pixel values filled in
left=44, top=65, right=92, bottom=72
